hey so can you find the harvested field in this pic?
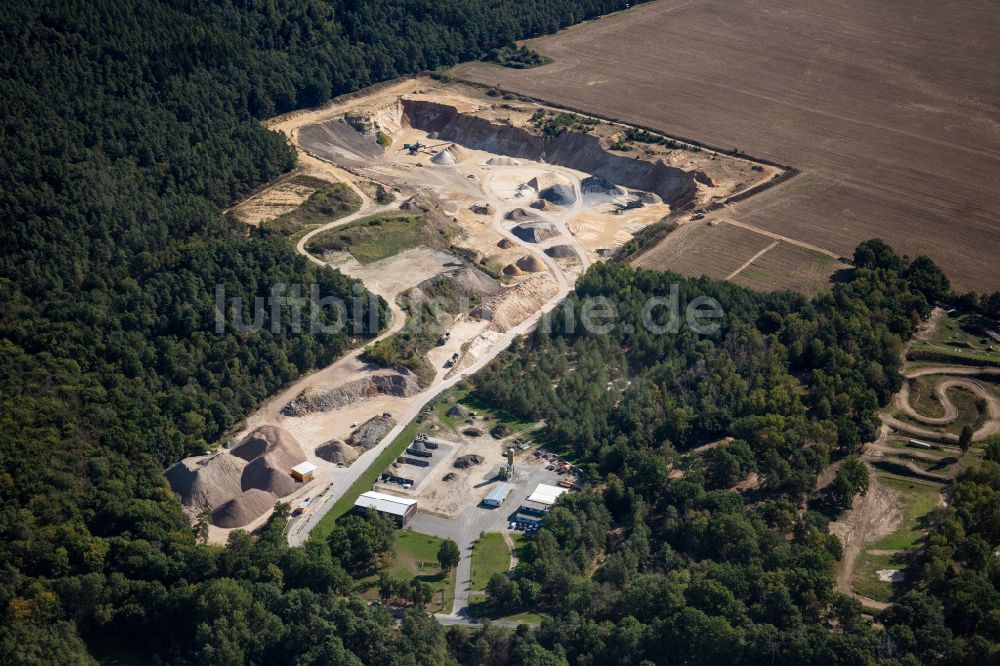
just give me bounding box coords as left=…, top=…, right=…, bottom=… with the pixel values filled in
left=730, top=242, right=852, bottom=294
left=453, top=0, right=1000, bottom=291
left=633, top=221, right=775, bottom=281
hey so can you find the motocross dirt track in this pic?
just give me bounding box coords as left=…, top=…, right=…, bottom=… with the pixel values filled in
left=453, top=0, right=1000, bottom=292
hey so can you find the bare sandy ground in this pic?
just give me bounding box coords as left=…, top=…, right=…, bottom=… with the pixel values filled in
left=827, top=461, right=900, bottom=612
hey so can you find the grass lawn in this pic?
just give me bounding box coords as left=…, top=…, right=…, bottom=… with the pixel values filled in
left=907, top=312, right=1000, bottom=366
left=893, top=381, right=988, bottom=436
left=305, top=213, right=423, bottom=264
left=392, top=530, right=456, bottom=613
left=870, top=475, right=942, bottom=550
left=852, top=551, right=907, bottom=603
left=264, top=182, right=361, bottom=239
left=357, top=530, right=457, bottom=613
left=944, top=385, right=988, bottom=435
left=470, top=532, right=511, bottom=591
left=907, top=376, right=946, bottom=418
left=310, top=416, right=421, bottom=542
left=432, top=387, right=541, bottom=438
left=467, top=594, right=545, bottom=624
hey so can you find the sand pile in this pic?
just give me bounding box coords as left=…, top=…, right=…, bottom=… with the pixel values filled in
left=472, top=275, right=560, bottom=332
left=581, top=175, right=625, bottom=199
left=486, top=156, right=519, bottom=166
left=316, top=440, right=360, bottom=465
left=212, top=489, right=277, bottom=528
left=497, top=238, right=514, bottom=249
left=530, top=199, right=556, bottom=211
left=166, top=453, right=247, bottom=513
left=539, top=184, right=576, bottom=206
left=446, top=404, right=470, bottom=418
left=430, top=148, right=457, bottom=165
left=516, top=255, right=546, bottom=272
left=447, top=144, right=472, bottom=161
left=526, top=175, right=559, bottom=192
left=241, top=454, right=301, bottom=497
left=636, top=190, right=662, bottom=204
left=349, top=414, right=397, bottom=449
left=231, top=425, right=302, bottom=462
left=166, top=424, right=308, bottom=528
left=470, top=202, right=493, bottom=215
left=545, top=244, right=576, bottom=259
left=511, top=222, right=559, bottom=243
left=237, top=428, right=306, bottom=497
left=454, top=454, right=484, bottom=469
left=282, top=371, right=420, bottom=416
left=505, top=208, right=538, bottom=222
left=502, top=263, right=523, bottom=276
left=420, top=266, right=500, bottom=297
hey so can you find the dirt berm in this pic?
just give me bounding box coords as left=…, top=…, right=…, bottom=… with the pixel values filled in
left=349, top=414, right=398, bottom=449
left=282, top=370, right=420, bottom=416
left=403, top=99, right=697, bottom=206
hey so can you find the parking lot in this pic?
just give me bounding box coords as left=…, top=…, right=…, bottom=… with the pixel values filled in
left=407, top=449, right=579, bottom=618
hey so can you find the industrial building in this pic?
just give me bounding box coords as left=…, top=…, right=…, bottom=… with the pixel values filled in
left=353, top=490, right=418, bottom=527
left=526, top=483, right=569, bottom=507
left=483, top=482, right=512, bottom=508
left=518, top=499, right=551, bottom=516
left=290, top=461, right=317, bottom=482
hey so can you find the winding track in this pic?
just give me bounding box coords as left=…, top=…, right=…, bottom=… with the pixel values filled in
left=885, top=367, right=1000, bottom=442
left=835, top=360, right=1000, bottom=610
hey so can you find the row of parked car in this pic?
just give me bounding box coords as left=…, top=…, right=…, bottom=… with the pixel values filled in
left=508, top=521, right=539, bottom=533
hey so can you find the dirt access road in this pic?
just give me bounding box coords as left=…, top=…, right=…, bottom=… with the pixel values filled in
left=453, top=0, right=1000, bottom=292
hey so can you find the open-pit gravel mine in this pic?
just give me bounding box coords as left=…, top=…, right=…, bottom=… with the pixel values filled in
left=175, top=77, right=781, bottom=542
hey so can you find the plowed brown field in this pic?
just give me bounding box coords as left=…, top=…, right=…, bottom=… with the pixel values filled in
left=454, top=0, right=1000, bottom=292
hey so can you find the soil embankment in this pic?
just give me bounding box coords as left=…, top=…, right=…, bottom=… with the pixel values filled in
left=402, top=99, right=698, bottom=207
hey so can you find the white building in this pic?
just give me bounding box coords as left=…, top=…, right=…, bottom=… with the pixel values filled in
left=354, top=490, right=418, bottom=526
left=526, top=483, right=569, bottom=507
left=483, top=482, right=512, bottom=508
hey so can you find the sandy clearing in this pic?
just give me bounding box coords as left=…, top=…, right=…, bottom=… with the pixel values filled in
left=827, top=463, right=900, bottom=612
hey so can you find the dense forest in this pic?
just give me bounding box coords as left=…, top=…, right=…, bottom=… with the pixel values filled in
left=0, top=0, right=647, bottom=663
left=467, top=244, right=1000, bottom=664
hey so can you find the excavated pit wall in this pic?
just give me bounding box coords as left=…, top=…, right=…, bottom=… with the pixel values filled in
left=402, top=99, right=697, bottom=207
